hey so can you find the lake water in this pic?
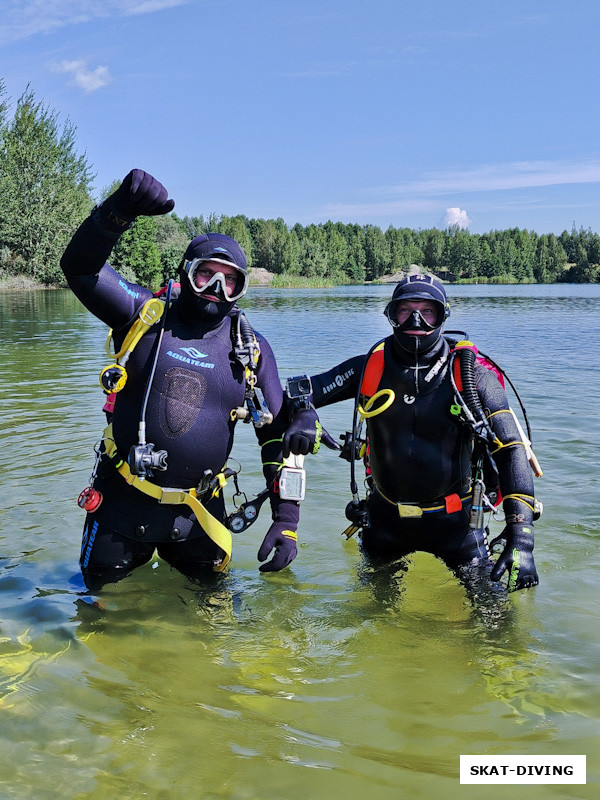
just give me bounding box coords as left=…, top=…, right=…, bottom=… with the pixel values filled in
left=0, top=283, right=598, bottom=800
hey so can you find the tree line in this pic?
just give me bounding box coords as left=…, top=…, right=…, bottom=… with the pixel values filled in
left=1, top=81, right=599, bottom=289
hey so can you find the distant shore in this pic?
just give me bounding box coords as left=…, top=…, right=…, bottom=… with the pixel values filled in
left=0, top=268, right=410, bottom=292
left=0, top=267, right=573, bottom=291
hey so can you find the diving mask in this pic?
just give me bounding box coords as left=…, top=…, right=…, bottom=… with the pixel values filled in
left=183, top=257, right=249, bottom=302
left=384, top=301, right=445, bottom=332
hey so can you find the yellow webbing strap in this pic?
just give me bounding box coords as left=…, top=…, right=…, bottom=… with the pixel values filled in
left=107, top=297, right=165, bottom=361
left=501, top=493, right=536, bottom=513
left=102, top=426, right=232, bottom=571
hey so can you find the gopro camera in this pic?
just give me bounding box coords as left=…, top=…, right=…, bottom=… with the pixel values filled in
left=286, top=375, right=313, bottom=410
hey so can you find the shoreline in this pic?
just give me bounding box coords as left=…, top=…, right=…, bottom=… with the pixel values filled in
left=0, top=273, right=580, bottom=291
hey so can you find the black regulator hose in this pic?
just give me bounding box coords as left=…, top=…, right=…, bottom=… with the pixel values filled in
left=239, top=310, right=254, bottom=345
left=235, top=309, right=260, bottom=371
left=349, top=339, right=386, bottom=499
left=454, top=341, right=495, bottom=444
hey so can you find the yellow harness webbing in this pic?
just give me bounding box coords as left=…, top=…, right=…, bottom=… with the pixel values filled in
left=102, top=425, right=232, bottom=571
left=107, top=297, right=165, bottom=362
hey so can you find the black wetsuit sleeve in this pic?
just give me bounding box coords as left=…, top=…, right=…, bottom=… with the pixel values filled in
left=60, top=210, right=153, bottom=330
left=477, top=367, right=535, bottom=524
left=254, top=333, right=300, bottom=529
left=310, top=355, right=365, bottom=408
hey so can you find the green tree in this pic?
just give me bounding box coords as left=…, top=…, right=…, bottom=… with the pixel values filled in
left=280, top=228, right=302, bottom=274
left=212, top=214, right=254, bottom=267
left=363, top=224, right=390, bottom=280
left=298, top=225, right=328, bottom=278
left=111, top=216, right=162, bottom=288
left=154, top=214, right=190, bottom=283
left=420, top=228, right=445, bottom=272
left=0, top=86, right=94, bottom=284
left=322, top=222, right=348, bottom=280
left=251, top=218, right=290, bottom=273
left=345, top=225, right=366, bottom=282
left=445, top=227, right=481, bottom=280
left=0, top=79, right=8, bottom=129
left=533, top=234, right=567, bottom=283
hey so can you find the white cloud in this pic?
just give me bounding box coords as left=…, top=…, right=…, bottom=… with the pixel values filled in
left=319, top=158, right=600, bottom=224
left=374, top=159, right=600, bottom=197
left=441, top=207, right=471, bottom=229
left=53, top=59, right=112, bottom=92
left=127, top=0, right=189, bottom=14
left=0, top=0, right=190, bottom=44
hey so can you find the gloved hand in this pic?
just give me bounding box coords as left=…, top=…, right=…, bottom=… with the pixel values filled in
left=282, top=407, right=341, bottom=458
left=104, top=169, right=175, bottom=220
left=257, top=522, right=298, bottom=572
left=490, top=522, right=538, bottom=592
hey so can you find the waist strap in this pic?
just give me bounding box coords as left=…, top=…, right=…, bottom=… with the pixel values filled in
left=374, top=481, right=470, bottom=517
left=102, top=426, right=232, bottom=571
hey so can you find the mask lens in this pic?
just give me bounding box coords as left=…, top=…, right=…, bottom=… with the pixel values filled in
left=185, top=258, right=249, bottom=301
left=385, top=300, right=444, bottom=331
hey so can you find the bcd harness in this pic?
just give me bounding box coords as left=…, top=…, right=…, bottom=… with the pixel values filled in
left=341, top=335, right=542, bottom=538
left=101, top=420, right=234, bottom=570
left=80, top=289, right=274, bottom=572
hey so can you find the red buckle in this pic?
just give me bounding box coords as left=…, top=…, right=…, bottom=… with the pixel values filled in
left=445, top=493, right=462, bottom=513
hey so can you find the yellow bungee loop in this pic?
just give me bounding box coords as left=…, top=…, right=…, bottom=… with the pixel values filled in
left=358, top=389, right=395, bottom=419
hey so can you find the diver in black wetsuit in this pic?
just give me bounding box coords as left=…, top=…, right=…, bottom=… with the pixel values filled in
left=61, top=170, right=301, bottom=589
left=291, top=274, right=539, bottom=593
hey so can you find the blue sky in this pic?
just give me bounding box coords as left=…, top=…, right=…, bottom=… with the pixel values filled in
left=2, top=0, right=600, bottom=234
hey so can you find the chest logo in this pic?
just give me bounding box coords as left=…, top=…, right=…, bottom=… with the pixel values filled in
left=166, top=348, right=215, bottom=369
left=403, top=394, right=416, bottom=404
left=181, top=347, right=208, bottom=359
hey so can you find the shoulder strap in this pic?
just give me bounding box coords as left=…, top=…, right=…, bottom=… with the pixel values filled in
left=107, top=296, right=165, bottom=363
left=360, top=342, right=385, bottom=397
left=450, top=339, right=505, bottom=391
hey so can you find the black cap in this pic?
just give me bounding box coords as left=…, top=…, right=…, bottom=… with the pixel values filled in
left=390, top=274, right=447, bottom=306
left=183, top=233, right=247, bottom=271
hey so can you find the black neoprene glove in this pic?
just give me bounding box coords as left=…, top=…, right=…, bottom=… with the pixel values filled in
left=100, top=169, right=175, bottom=230
left=257, top=522, right=298, bottom=572
left=490, top=522, right=538, bottom=592
left=282, top=406, right=340, bottom=458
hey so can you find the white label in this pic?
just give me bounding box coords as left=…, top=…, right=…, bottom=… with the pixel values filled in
left=460, top=755, right=586, bottom=784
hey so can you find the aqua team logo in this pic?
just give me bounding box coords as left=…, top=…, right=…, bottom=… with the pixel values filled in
left=166, top=347, right=215, bottom=369
left=181, top=347, right=208, bottom=359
